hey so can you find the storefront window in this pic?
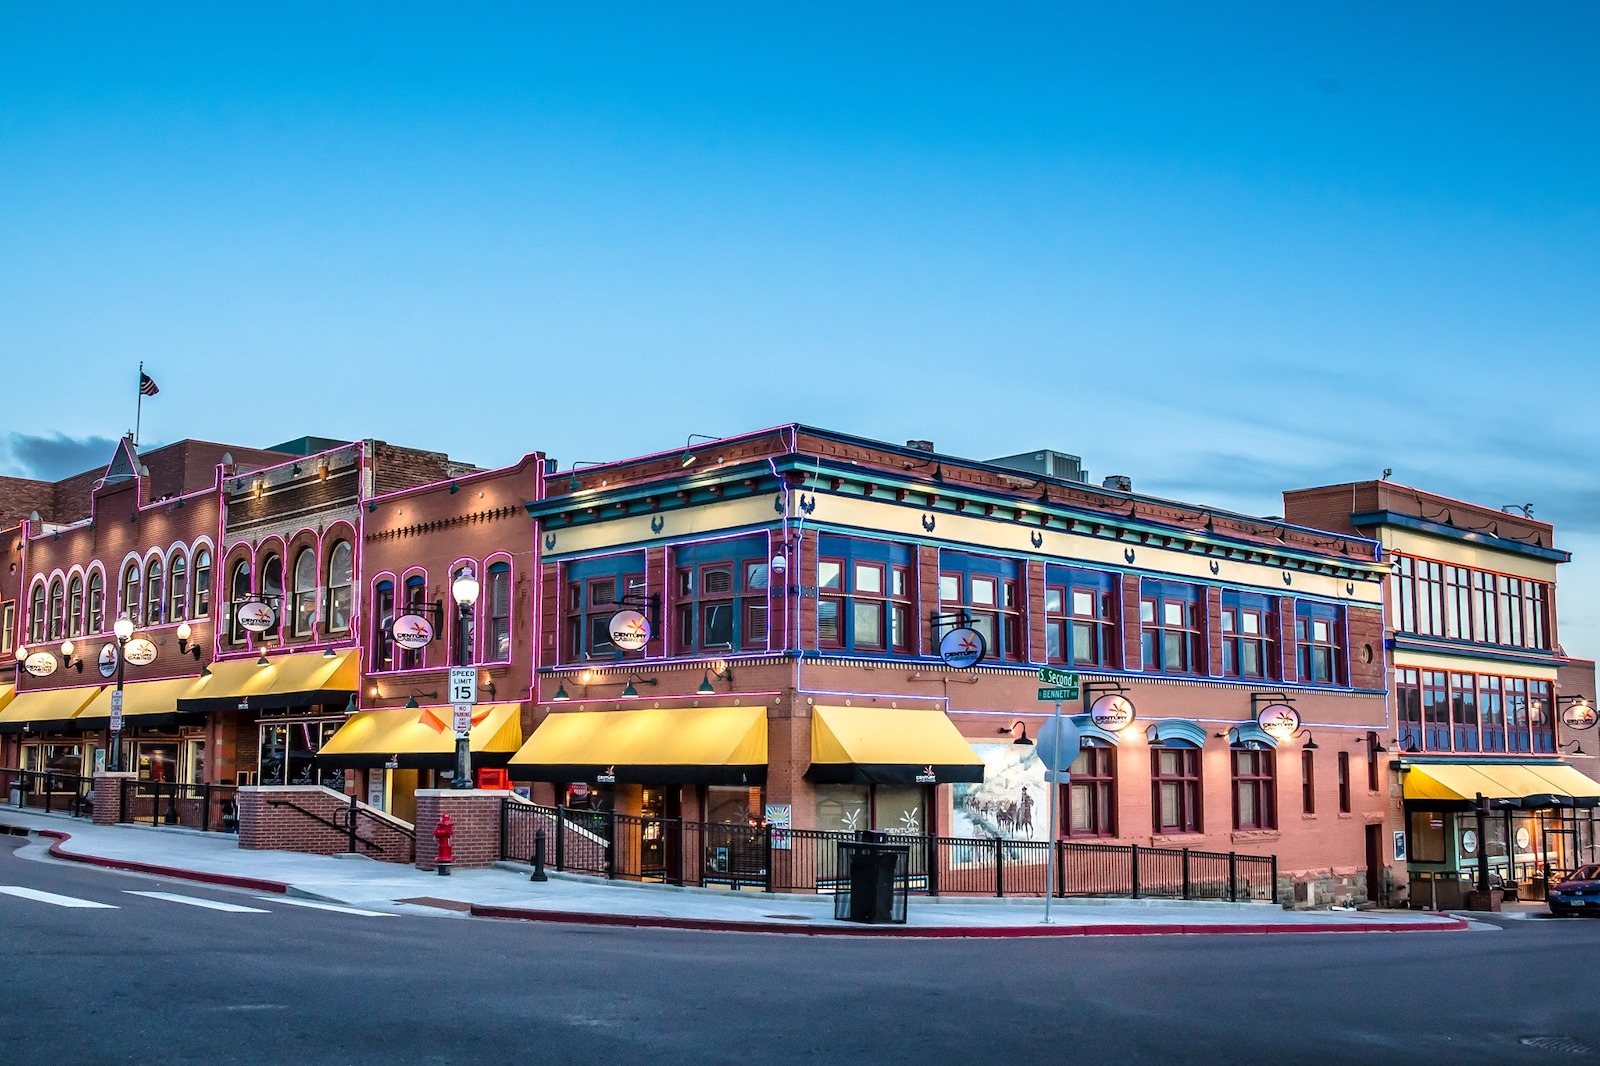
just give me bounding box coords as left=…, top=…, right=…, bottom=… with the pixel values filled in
left=814, top=784, right=869, bottom=833
left=258, top=719, right=344, bottom=787
left=132, top=742, right=179, bottom=796
left=1408, top=810, right=1447, bottom=864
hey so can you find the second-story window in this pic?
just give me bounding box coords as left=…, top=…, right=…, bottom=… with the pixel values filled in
left=1295, top=603, right=1345, bottom=686
left=562, top=554, right=646, bottom=662
left=87, top=570, right=104, bottom=633
left=28, top=583, right=45, bottom=644
left=1422, top=670, right=1449, bottom=750
left=1479, top=676, right=1506, bottom=752
left=193, top=550, right=211, bottom=618
left=167, top=553, right=187, bottom=623
left=67, top=575, right=83, bottom=638
left=291, top=549, right=317, bottom=637
left=1141, top=580, right=1203, bottom=675
left=47, top=579, right=64, bottom=641
left=121, top=563, right=141, bottom=626
left=0, top=602, right=13, bottom=655
left=485, top=562, right=511, bottom=663
left=326, top=541, right=354, bottom=633
left=1451, top=672, right=1479, bottom=752
left=1396, top=667, right=1421, bottom=750
left=817, top=536, right=912, bottom=655
left=938, top=552, right=1022, bottom=662
left=1044, top=566, right=1116, bottom=668
left=672, top=537, right=768, bottom=656
left=226, top=560, right=252, bottom=644
left=260, top=554, right=284, bottom=640
left=399, top=574, right=427, bottom=669
left=1221, top=591, right=1277, bottom=680
left=144, top=558, right=164, bottom=625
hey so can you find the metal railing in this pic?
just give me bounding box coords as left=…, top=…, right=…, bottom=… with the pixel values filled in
left=0, top=768, right=95, bottom=817
left=501, top=802, right=1278, bottom=902
left=117, top=778, right=242, bottom=834
left=263, top=791, right=416, bottom=861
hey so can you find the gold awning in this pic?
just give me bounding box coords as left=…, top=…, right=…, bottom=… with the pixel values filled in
left=808, top=706, right=985, bottom=785
left=318, top=703, right=524, bottom=769
left=176, top=650, right=359, bottom=711
left=73, top=675, right=211, bottom=726
left=1404, top=761, right=1600, bottom=808
left=0, top=686, right=103, bottom=734
left=0, top=684, right=14, bottom=714
left=508, top=706, right=767, bottom=785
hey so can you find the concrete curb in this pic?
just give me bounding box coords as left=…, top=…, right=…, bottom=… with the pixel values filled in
left=5, top=824, right=290, bottom=895
left=468, top=902, right=1472, bottom=938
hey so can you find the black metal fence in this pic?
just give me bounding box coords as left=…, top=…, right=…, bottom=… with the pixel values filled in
left=501, top=801, right=1278, bottom=903
left=117, top=778, right=241, bottom=834
left=0, top=768, right=94, bottom=817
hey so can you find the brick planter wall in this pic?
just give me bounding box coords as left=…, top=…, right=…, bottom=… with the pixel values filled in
left=92, top=773, right=136, bottom=825
left=237, top=785, right=416, bottom=864
left=414, top=790, right=504, bottom=871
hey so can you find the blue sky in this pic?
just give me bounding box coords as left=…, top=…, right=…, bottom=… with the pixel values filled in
left=2, top=4, right=1597, bottom=652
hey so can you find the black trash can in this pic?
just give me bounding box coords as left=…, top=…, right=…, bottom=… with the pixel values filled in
left=834, top=833, right=910, bottom=924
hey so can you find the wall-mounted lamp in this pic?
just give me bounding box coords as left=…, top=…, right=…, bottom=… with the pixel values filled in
left=1561, top=739, right=1588, bottom=757
left=291, top=464, right=302, bottom=476
left=1297, top=729, right=1319, bottom=751
left=551, top=681, right=572, bottom=702
left=698, top=661, right=734, bottom=691
left=255, top=653, right=270, bottom=667
left=1355, top=730, right=1388, bottom=754
left=176, top=621, right=202, bottom=659
left=679, top=434, right=719, bottom=468
left=58, top=641, right=82, bottom=673
left=1000, top=720, right=1033, bottom=746
left=567, top=462, right=605, bottom=492
left=405, top=688, right=439, bottom=710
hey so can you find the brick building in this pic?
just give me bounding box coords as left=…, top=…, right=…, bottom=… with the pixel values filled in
left=508, top=427, right=1393, bottom=902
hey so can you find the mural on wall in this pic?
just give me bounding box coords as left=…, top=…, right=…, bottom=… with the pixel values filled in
left=952, top=742, right=1048, bottom=846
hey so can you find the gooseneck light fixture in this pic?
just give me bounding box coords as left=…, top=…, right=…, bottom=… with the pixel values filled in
left=679, top=434, right=719, bottom=468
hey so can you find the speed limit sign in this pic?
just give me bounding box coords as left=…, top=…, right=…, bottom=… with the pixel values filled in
left=448, top=667, right=477, bottom=705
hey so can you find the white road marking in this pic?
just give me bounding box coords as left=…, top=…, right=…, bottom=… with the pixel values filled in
left=256, top=896, right=395, bottom=917
left=0, top=885, right=118, bottom=909
left=125, top=891, right=271, bottom=913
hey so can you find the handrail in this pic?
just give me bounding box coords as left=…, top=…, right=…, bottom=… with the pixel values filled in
left=264, top=795, right=409, bottom=855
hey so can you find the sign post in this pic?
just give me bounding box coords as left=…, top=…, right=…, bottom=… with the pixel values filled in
left=1035, top=669, right=1081, bottom=924
left=448, top=666, right=477, bottom=750
left=109, top=688, right=124, bottom=733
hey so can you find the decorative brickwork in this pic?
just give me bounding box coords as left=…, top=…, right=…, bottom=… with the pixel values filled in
left=413, top=790, right=504, bottom=870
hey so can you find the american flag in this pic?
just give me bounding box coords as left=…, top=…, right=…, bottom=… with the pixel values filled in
left=139, top=372, right=160, bottom=397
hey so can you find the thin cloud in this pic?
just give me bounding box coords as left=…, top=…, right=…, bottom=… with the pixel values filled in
left=0, top=433, right=120, bottom=482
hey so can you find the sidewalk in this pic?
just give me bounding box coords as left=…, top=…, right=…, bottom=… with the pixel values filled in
left=0, top=807, right=1472, bottom=938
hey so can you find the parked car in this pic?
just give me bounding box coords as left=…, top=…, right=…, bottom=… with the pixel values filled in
left=1548, top=865, right=1600, bottom=916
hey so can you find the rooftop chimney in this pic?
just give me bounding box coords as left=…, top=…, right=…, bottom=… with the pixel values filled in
left=1102, top=475, right=1132, bottom=492
left=906, top=440, right=935, bottom=453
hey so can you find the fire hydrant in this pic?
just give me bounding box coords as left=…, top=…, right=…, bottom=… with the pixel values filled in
left=434, top=812, right=454, bottom=876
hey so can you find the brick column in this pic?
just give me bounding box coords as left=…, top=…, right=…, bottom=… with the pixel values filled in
left=92, top=772, right=137, bottom=825
left=414, top=789, right=505, bottom=871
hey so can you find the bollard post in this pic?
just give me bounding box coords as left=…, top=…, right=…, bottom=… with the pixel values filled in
left=347, top=792, right=359, bottom=854
left=554, top=807, right=566, bottom=871
left=1131, top=843, right=1141, bottom=900
left=530, top=828, right=548, bottom=882
left=1182, top=848, right=1192, bottom=900
left=1229, top=852, right=1239, bottom=902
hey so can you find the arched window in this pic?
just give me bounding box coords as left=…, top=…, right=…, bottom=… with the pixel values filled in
left=193, top=550, right=211, bottom=617
left=67, top=575, right=83, bottom=638
left=452, top=566, right=477, bottom=665
left=372, top=579, right=395, bottom=671
left=292, top=549, right=317, bottom=637
left=399, top=574, right=426, bottom=669
left=227, top=560, right=252, bottom=644
left=486, top=562, right=511, bottom=663
left=87, top=571, right=104, bottom=633
left=326, top=541, right=353, bottom=633
left=29, top=583, right=45, bottom=644
left=121, top=563, right=142, bottom=625
left=47, top=579, right=64, bottom=641
left=145, top=558, right=164, bottom=626
left=260, top=554, right=284, bottom=639
left=168, top=552, right=188, bottom=623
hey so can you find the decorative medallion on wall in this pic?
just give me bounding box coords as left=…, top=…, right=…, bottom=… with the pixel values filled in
left=773, top=494, right=785, bottom=514
left=649, top=515, right=665, bottom=534
left=543, top=532, right=557, bottom=551
left=798, top=493, right=816, bottom=515
left=921, top=513, right=936, bottom=533
left=1281, top=571, right=1293, bottom=585
left=1123, top=548, right=1136, bottom=564
left=1345, top=582, right=1355, bottom=595
left=1030, top=531, right=1043, bottom=549
left=1209, top=560, right=1220, bottom=575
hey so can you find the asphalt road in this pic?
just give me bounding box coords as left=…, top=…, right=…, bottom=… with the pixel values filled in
left=2, top=835, right=1598, bottom=1065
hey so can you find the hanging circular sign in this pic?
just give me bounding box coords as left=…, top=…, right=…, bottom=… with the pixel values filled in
left=1256, top=703, right=1301, bottom=741
left=1461, top=828, right=1479, bottom=857
left=98, top=643, right=118, bottom=678
left=237, top=600, right=276, bottom=634
left=608, top=610, right=651, bottom=652
left=23, top=651, right=58, bottom=677
left=1089, top=693, right=1137, bottom=732
left=1562, top=699, right=1597, bottom=731
left=390, top=613, right=434, bottom=650
left=938, top=627, right=986, bottom=669
left=123, top=637, right=158, bottom=666
left=1515, top=826, right=1531, bottom=850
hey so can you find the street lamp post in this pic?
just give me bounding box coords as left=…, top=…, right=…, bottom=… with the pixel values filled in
left=110, top=614, right=135, bottom=772
left=450, top=567, right=480, bottom=791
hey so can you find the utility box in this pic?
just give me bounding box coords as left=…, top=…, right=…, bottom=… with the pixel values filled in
left=833, top=834, right=910, bottom=925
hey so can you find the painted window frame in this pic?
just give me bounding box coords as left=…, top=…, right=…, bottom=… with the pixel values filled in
left=47, top=578, right=64, bottom=642
left=398, top=572, right=428, bottom=670
left=1065, top=740, right=1117, bottom=837
left=937, top=551, right=1023, bottom=663
left=1151, top=744, right=1202, bottom=834
left=670, top=536, right=769, bottom=657
left=291, top=548, right=318, bottom=638
left=484, top=559, right=512, bottom=664
left=121, top=563, right=141, bottom=627
left=1231, top=747, right=1277, bottom=831
left=816, top=535, right=914, bottom=656
left=144, top=557, right=164, bottom=627
left=1221, top=590, right=1277, bottom=680
left=1294, top=602, right=1346, bottom=686
left=561, top=552, right=647, bottom=664
left=326, top=540, right=354, bottom=634
left=1140, top=579, right=1204, bottom=676
left=86, top=569, right=104, bottom=634
left=167, top=552, right=187, bottom=625
left=1044, top=565, right=1117, bottom=669
left=192, top=550, right=211, bottom=619
left=1301, top=749, right=1316, bottom=815
left=371, top=577, right=396, bottom=672
left=1337, top=751, right=1352, bottom=813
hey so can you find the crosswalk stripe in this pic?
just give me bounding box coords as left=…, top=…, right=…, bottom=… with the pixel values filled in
left=125, top=891, right=271, bottom=913
left=0, top=886, right=118, bottom=909
left=257, top=896, right=394, bottom=917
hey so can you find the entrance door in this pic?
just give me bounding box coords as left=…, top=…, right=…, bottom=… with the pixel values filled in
left=1364, top=824, right=1382, bottom=904
left=641, top=787, right=666, bottom=880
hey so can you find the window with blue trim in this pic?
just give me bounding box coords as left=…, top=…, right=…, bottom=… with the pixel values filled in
left=671, top=536, right=769, bottom=655
left=1140, top=580, right=1203, bottom=675
left=1294, top=602, right=1345, bottom=686
left=817, top=536, right=913, bottom=655
left=563, top=553, right=647, bottom=662
left=372, top=579, right=395, bottom=671
left=1044, top=566, right=1117, bottom=668
left=938, top=552, right=1022, bottom=662
left=1221, top=591, right=1278, bottom=680
left=399, top=574, right=427, bottom=669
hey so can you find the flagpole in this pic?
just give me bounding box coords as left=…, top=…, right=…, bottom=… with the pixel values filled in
left=135, top=361, right=143, bottom=446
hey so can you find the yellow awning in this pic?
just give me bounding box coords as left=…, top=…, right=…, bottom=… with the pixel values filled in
left=0, top=685, right=104, bottom=733
left=508, top=706, right=767, bottom=785
left=1404, top=761, right=1600, bottom=807
left=0, top=684, right=14, bottom=714
left=808, top=706, right=985, bottom=785
left=317, top=703, right=524, bottom=769
left=177, top=650, right=359, bottom=711
left=74, top=675, right=211, bottom=724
